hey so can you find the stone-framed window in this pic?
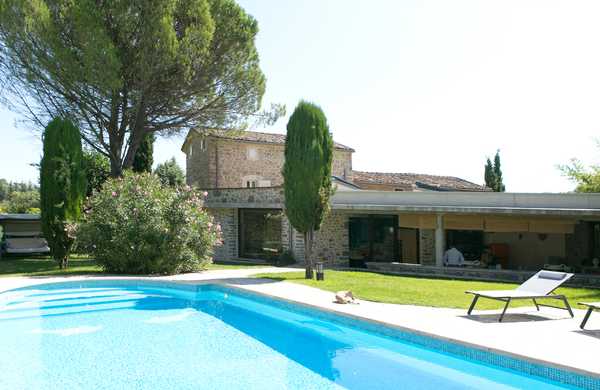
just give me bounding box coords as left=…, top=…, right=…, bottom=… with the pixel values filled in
left=246, top=146, right=258, bottom=161
left=242, top=175, right=270, bottom=188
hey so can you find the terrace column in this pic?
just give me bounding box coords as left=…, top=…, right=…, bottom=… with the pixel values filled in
left=435, top=214, right=445, bottom=267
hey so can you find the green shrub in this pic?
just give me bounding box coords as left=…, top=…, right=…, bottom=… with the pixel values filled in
left=275, top=249, right=296, bottom=266
left=80, top=172, right=221, bottom=274
left=154, top=157, right=185, bottom=187
left=6, top=190, right=40, bottom=214
left=82, top=150, right=111, bottom=197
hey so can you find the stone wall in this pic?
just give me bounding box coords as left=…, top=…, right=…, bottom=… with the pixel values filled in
left=185, top=136, right=213, bottom=188
left=419, top=229, right=436, bottom=265
left=215, top=141, right=286, bottom=188
left=204, top=187, right=284, bottom=207
left=185, top=136, right=353, bottom=190
left=366, top=262, right=600, bottom=288
left=209, top=208, right=238, bottom=261
left=312, top=211, right=350, bottom=265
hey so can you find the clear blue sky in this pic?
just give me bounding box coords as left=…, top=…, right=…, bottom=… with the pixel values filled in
left=2, top=0, right=600, bottom=192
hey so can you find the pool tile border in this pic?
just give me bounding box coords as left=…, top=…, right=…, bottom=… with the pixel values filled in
left=211, top=283, right=600, bottom=390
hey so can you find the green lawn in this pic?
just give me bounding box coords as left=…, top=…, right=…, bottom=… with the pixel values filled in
left=256, top=270, right=600, bottom=310
left=0, top=256, right=102, bottom=277
left=0, top=256, right=268, bottom=278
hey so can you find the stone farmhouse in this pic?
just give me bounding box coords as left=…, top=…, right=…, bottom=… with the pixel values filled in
left=183, top=129, right=600, bottom=285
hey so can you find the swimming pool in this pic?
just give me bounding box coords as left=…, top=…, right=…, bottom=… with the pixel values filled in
left=0, top=280, right=596, bottom=389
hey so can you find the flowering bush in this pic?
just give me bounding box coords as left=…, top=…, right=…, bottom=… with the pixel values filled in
left=79, top=172, right=221, bottom=274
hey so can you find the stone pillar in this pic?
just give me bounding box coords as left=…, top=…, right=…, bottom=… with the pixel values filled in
left=435, top=214, right=445, bottom=267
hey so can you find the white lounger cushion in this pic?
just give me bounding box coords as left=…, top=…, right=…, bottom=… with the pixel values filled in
left=6, top=247, right=50, bottom=254
left=4, top=237, right=50, bottom=253
left=516, top=270, right=573, bottom=295
left=465, top=290, right=556, bottom=299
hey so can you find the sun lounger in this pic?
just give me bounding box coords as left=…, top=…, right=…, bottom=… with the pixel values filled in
left=465, top=270, right=574, bottom=322
left=2, top=237, right=50, bottom=256
left=578, top=302, right=600, bottom=329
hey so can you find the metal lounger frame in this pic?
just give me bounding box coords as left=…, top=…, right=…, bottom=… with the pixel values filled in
left=579, top=303, right=599, bottom=329
left=466, top=290, right=574, bottom=322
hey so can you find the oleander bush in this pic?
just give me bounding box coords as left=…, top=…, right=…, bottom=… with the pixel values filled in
left=80, top=172, right=221, bottom=274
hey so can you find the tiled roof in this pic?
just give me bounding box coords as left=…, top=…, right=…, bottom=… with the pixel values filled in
left=206, top=130, right=355, bottom=152
left=351, top=170, right=489, bottom=192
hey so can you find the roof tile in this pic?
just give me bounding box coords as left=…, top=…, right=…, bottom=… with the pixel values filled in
left=205, top=130, right=355, bottom=151
left=352, top=170, right=489, bottom=192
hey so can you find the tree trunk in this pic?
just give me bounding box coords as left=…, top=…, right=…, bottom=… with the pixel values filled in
left=59, top=256, right=68, bottom=270
left=304, top=230, right=314, bottom=279
left=109, top=157, right=122, bottom=177
left=121, top=99, right=147, bottom=171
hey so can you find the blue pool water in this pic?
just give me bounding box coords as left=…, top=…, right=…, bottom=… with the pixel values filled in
left=0, top=281, right=594, bottom=389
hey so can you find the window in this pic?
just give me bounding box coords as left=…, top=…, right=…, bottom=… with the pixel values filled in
left=349, top=215, right=399, bottom=267
left=446, top=230, right=484, bottom=261
left=246, top=180, right=257, bottom=188
left=199, top=138, right=206, bottom=151
left=189, top=144, right=193, bottom=157
left=247, top=147, right=258, bottom=160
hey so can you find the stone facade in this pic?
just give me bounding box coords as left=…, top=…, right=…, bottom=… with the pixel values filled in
left=209, top=208, right=238, bottom=261
left=313, top=212, right=350, bottom=265
left=185, top=134, right=353, bottom=189
left=205, top=188, right=435, bottom=266
left=185, top=137, right=213, bottom=189
left=419, top=229, right=436, bottom=265
left=205, top=187, right=284, bottom=207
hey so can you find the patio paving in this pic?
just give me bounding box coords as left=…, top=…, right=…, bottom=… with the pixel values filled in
left=1, top=267, right=599, bottom=378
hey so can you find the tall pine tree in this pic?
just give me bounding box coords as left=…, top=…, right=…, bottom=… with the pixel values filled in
left=40, top=118, right=87, bottom=269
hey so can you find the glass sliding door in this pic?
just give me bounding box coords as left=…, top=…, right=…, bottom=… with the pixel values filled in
left=239, top=209, right=282, bottom=260
left=349, top=215, right=398, bottom=267
left=349, top=217, right=371, bottom=267
left=371, top=216, right=397, bottom=261
left=398, top=228, right=419, bottom=263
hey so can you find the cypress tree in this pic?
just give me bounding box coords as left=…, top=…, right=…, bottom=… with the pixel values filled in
left=132, top=133, right=155, bottom=173
left=484, top=158, right=496, bottom=190
left=40, top=118, right=87, bottom=269
left=493, top=150, right=505, bottom=192
left=283, top=101, right=333, bottom=279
